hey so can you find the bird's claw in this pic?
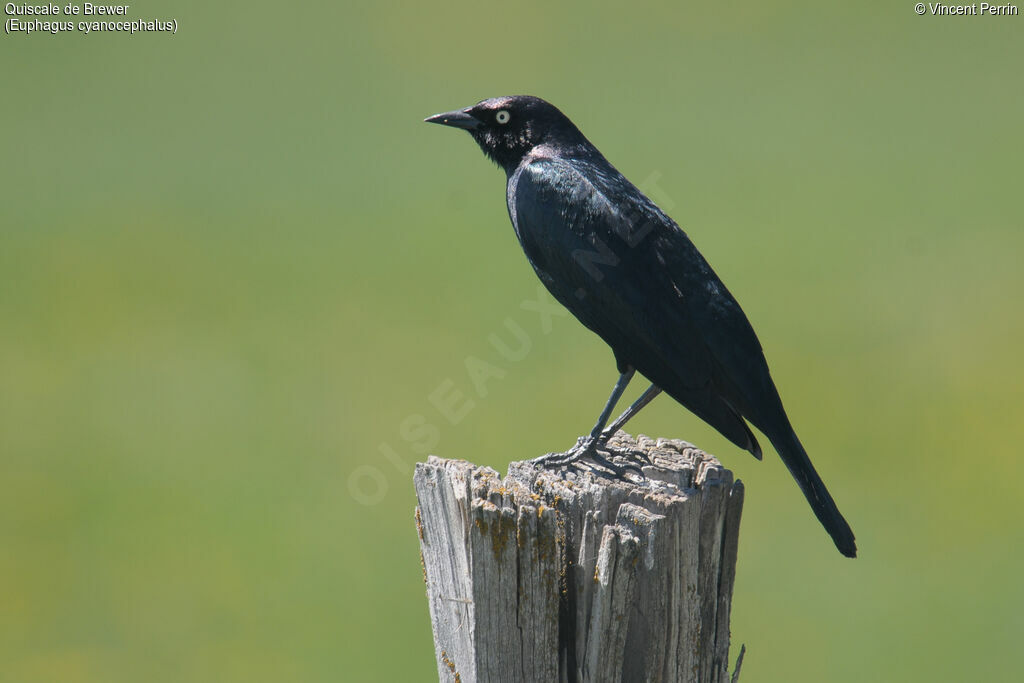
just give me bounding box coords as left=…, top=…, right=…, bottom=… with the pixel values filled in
left=530, top=435, right=596, bottom=467
left=532, top=436, right=645, bottom=479
left=586, top=450, right=645, bottom=479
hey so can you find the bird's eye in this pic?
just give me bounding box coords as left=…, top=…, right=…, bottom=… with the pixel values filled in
left=495, top=110, right=510, bottom=124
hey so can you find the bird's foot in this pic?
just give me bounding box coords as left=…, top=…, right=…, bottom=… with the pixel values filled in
left=531, top=435, right=645, bottom=479
left=531, top=435, right=597, bottom=467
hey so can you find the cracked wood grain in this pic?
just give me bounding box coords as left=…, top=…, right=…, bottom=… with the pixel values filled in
left=414, top=431, right=745, bottom=683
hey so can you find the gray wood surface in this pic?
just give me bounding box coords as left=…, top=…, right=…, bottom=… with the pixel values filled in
left=414, top=431, right=744, bottom=683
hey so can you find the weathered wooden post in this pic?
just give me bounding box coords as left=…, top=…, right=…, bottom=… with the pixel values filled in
left=414, top=431, right=745, bottom=683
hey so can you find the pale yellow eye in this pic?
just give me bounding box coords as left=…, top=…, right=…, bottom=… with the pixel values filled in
left=495, top=110, right=510, bottom=124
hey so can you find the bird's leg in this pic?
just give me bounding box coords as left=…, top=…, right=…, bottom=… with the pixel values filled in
left=572, top=384, right=664, bottom=473
left=597, top=383, right=663, bottom=448
left=532, top=369, right=634, bottom=468
left=587, top=368, right=636, bottom=442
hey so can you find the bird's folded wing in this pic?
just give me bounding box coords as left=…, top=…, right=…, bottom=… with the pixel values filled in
left=513, top=156, right=786, bottom=436
left=511, top=156, right=716, bottom=390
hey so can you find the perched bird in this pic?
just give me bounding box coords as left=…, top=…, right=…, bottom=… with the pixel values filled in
left=425, top=96, right=856, bottom=558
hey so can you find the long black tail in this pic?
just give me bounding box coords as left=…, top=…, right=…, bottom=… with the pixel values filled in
left=770, top=428, right=857, bottom=558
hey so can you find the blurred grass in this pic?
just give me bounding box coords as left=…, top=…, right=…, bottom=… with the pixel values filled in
left=2, top=1, right=1022, bottom=681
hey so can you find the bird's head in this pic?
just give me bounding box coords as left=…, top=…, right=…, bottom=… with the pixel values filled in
left=425, top=96, right=585, bottom=173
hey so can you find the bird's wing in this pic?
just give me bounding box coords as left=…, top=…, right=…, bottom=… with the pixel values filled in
left=651, top=221, right=789, bottom=434
left=510, top=156, right=714, bottom=385
left=511, top=156, right=768, bottom=454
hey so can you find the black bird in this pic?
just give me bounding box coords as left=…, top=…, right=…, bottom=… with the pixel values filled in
left=425, top=96, right=856, bottom=558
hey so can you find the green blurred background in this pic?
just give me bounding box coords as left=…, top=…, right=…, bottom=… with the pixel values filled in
left=2, top=1, right=1022, bottom=681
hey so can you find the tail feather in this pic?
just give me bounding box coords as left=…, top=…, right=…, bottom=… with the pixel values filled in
left=771, top=429, right=857, bottom=558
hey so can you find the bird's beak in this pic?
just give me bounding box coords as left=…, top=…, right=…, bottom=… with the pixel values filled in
left=424, top=108, right=482, bottom=131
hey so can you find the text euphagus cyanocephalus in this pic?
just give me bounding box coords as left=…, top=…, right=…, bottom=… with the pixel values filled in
left=425, top=96, right=855, bottom=557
